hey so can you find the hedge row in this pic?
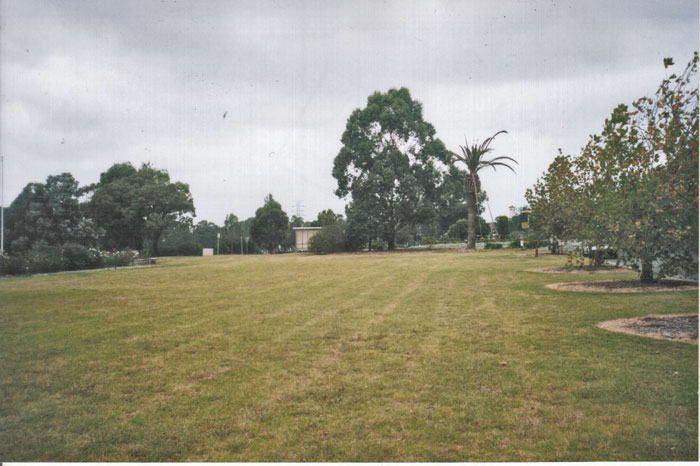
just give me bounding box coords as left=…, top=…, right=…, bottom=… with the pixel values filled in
left=0, top=243, right=136, bottom=276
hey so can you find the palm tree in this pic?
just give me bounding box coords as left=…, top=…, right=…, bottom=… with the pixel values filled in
left=452, top=130, right=517, bottom=249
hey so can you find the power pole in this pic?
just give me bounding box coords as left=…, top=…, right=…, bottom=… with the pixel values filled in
left=293, top=200, right=305, bottom=220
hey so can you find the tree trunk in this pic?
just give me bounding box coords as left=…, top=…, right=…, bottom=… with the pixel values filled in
left=593, top=249, right=604, bottom=267
left=640, top=259, right=654, bottom=283
left=551, top=238, right=559, bottom=255
left=388, top=235, right=395, bottom=251
left=151, top=231, right=161, bottom=257
left=466, top=190, right=477, bottom=249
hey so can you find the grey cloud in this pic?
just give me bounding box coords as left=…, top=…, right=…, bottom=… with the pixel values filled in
left=1, top=0, right=697, bottom=223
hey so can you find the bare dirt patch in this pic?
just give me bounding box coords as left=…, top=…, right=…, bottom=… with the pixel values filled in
left=546, top=279, right=698, bottom=293
left=597, top=314, right=698, bottom=344
left=528, top=266, right=630, bottom=274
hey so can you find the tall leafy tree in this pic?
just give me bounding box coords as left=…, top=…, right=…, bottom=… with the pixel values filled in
left=250, top=194, right=289, bottom=253
left=311, top=209, right=343, bottom=227
left=332, top=88, right=449, bottom=250
left=5, top=173, right=101, bottom=253
left=495, top=215, right=510, bottom=239
left=526, top=54, right=698, bottom=281
left=525, top=153, right=576, bottom=254
left=451, top=131, right=517, bottom=249
left=88, top=162, right=194, bottom=255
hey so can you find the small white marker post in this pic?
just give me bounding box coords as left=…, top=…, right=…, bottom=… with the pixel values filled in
left=217, top=232, right=220, bottom=255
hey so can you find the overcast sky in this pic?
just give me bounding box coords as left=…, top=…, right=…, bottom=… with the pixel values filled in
left=1, top=0, right=697, bottom=224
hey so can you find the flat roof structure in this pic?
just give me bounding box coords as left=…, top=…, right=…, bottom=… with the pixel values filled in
left=293, top=227, right=323, bottom=252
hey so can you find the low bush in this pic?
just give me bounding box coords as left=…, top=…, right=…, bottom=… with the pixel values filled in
left=0, top=253, right=27, bottom=276
left=177, top=242, right=203, bottom=256
left=157, top=246, right=178, bottom=256
left=509, top=240, right=521, bottom=248
left=26, top=242, right=66, bottom=274
left=421, top=236, right=437, bottom=247
left=103, top=250, right=136, bottom=267
left=523, top=239, right=549, bottom=249
left=308, top=225, right=345, bottom=254
left=61, top=243, right=103, bottom=271
left=484, top=242, right=503, bottom=249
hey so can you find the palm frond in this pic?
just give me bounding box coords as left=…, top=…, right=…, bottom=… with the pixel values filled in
left=485, top=155, right=519, bottom=165
left=483, top=161, right=518, bottom=173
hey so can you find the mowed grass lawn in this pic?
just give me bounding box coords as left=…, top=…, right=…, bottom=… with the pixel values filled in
left=0, top=250, right=697, bottom=461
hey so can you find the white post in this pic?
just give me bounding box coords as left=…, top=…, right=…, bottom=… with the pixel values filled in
left=217, top=232, right=220, bottom=255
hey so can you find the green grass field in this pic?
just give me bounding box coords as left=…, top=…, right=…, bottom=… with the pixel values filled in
left=0, top=250, right=697, bottom=461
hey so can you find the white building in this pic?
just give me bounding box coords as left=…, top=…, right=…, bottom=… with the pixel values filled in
left=293, top=227, right=323, bottom=252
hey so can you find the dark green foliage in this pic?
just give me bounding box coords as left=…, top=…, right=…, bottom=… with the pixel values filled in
left=484, top=242, right=503, bottom=249
left=308, top=225, right=346, bottom=254
left=25, top=242, right=66, bottom=274
left=509, top=239, right=522, bottom=248
left=495, top=215, right=510, bottom=238
left=333, top=88, right=450, bottom=250
left=0, top=254, right=27, bottom=275
left=60, top=243, right=103, bottom=271
left=177, top=242, right=203, bottom=256
left=310, top=209, right=343, bottom=227
left=5, top=173, right=102, bottom=254
left=250, top=195, right=289, bottom=253
left=446, top=219, right=468, bottom=241
left=88, top=162, right=194, bottom=255
left=193, top=221, right=220, bottom=249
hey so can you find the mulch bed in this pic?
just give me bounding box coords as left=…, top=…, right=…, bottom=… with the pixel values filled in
left=528, top=266, right=630, bottom=274
left=546, top=279, right=698, bottom=293
left=597, top=314, right=698, bottom=344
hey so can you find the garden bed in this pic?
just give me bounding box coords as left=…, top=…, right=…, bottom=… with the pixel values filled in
left=597, top=314, right=698, bottom=344
left=546, top=279, right=698, bottom=293
left=528, top=266, right=629, bottom=274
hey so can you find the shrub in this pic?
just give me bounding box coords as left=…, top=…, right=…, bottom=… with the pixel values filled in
left=157, top=246, right=178, bottom=256
left=446, top=219, right=468, bottom=241
left=509, top=240, right=521, bottom=248
left=61, top=243, right=103, bottom=271
left=103, top=250, right=136, bottom=267
left=421, top=235, right=437, bottom=247
left=523, top=239, right=549, bottom=249
left=26, top=242, right=66, bottom=274
left=177, top=242, right=203, bottom=256
left=0, top=253, right=27, bottom=276
left=484, top=242, right=503, bottom=249
left=308, top=225, right=345, bottom=254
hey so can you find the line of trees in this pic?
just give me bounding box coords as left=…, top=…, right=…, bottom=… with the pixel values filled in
left=332, top=87, right=506, bottom=251
left=1, top=163, right=196, bottom=274
left=526, top=54, right=698, bottom=282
